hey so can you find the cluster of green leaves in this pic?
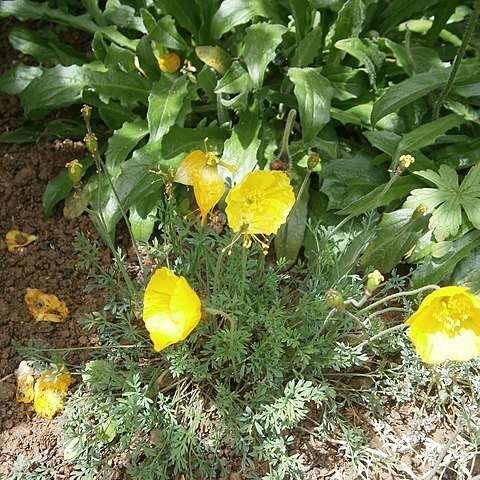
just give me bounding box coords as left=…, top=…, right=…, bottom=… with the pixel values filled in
left=1, top=0, right=480, bottom=286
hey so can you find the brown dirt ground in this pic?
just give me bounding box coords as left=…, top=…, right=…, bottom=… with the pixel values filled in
left=0, top=19, right=108, bottom=477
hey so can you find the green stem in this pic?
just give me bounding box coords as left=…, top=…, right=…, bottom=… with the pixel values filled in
left=212, top=248, right=227, bottom=297
left=360, top=284, right=439, bottom=313
left=240, top=245, right=247, bottom=299
left=357, top=323, right=407, bottom=348
left=432, top=0, right=480, bottom=120
left=277, top=109, right=297, bottom=167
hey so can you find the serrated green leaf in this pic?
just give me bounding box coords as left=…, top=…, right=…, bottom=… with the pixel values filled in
left=243, top=23, right=287, bottom=88
left=80, top=0, right=106, bottom=26
left=360, top=208, right=429, bottom=271
left=136, top=35, right=161, bottom=81
left=288, top=68, right=333, bottom=142
left=211, top=0, right=280, bottom=39
left=155, top=0, right=201, bottom=39
left=20, top=64, right=151, bottom=120
left=147, top=75, right=189, bottom=142
left=291, top=26, right=323, bottom=67
left=104, top=0, right=145, bottom=33
left=363, top=130, right=401, bottom=156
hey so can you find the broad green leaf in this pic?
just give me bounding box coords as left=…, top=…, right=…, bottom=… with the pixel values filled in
left=162, top=122, right=229, bottom=159
left=80, top=0, right=106, bottom=26
left=243, top=23, right=287, bottom=88
left=275, top=178, right=310, bottom=265
left=321, top=65, right=368, bottom=101
left=433, top=138, right=480, bottom=170
left=334, top=38, right=385, bottom=89
left=0, top=64, right=42, bottom=95
left=147, top=75, right=189, bottom=142
left=338, top=176, right=424, bottom=216
left=215, top=62, right=254, bottom=94
left=0, top=0, right=137, bottom=50
left=222, top=110, right=261, bottom=182
left=130, top=206, right=157, bottom=243
left=20, top=65, right=151, bottom=120
left=8, top=27, right=89, bottom=66
left=394, top=114, right=465, bottom=156
left=195, top=46, right=232, bottom=75
left=448, top=247, right=480, bottom=294
left=211, top=0, right=280, bottom=39
left=363, top=130, right=401, bottom=156
left=360, top=208, right=429, bottom=272
left=288, top=68, right=333, bottom=142
left=154, top=0, right=201, bottom=39
left=320, top=153, right=388, bottom=210
left=104, top=43, right=136, bottom=72
left=105, top=119, right=149, bottom=176
left=136, top=36, right=161, bottom=81
left=42, top=157, right=93, bottom=216
left=0, top=119, right=86, bottom=144
left=288, top=0, right=309, bottom=40
left=104, top=0, right=145, bottom=32
left=371, top=64, right=480, bottom=125
left=411, top=230, right=480, bottom=288
left=291, top=26, right=323, bottom=67
left=327, top=0, right=365, bottom=64
left=149, top=15, right=188, bottom=50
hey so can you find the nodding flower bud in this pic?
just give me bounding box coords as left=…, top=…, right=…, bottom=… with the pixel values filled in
left=65, top=160, right=84, bottom=186
left=397, top=154, right=415, bottom=173
left=411, top=203, right=428, bottom=221
left=366, top=270, right=384, bottom=294
left=307, top=153, right=321, bottom=171
left=81, top=104, right=92, bottom=122
left=84, top=133, right=98, bottom=156
left=325, top=289, right=344, bottom=309
left=158, top=52, right=181, bottom=73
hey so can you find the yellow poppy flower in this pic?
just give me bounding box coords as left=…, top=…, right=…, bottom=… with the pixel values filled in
left=143, top=267, right=202, bottom=352
left=158, top=52, right=181, bottom=73
left=34, top=366, right=71, bottom=420
left=405, top=286, right=480, bottom=364
left=174, top=147, right=236, bottom=225
left=224, top=170, right=295, bottom=252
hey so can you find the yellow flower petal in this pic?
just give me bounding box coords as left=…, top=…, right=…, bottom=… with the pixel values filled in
left=25, top=288, right=69, bottom=323
left=174, top=150, right=207, bottom=186
left=158, top=52, right=181, bottom=73
left=192, top=165, right=225, bottom=226
left=5, top=230, right=37, bottom=253
left=143, top=268, right=202, bottom=352
left=34, top=366, right=71, bottom=420
left=225, top=170, right=295, bottom=236
left=405, top=286, right=480, bottom=364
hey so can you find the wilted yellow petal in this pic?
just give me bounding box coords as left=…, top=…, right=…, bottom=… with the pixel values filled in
left=174, top=150, right=207, bottom=186
left=25, top=288, right=69, bottom=323
left=5, top=230, right=37, bottom=253
left=192, top=165, right=225, bottom=226
left=34, top=367, right=71, bottom=420
left=15, top=361, right=35, bottom=404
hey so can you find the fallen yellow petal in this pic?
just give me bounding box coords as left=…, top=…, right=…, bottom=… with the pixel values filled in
left=25, top=288, right=69, bottom=323
left=5, top=230, right=37, bottom=253
left=34, top=367, right=71, bottom=420
left=15, top=361, right=35, bottom=404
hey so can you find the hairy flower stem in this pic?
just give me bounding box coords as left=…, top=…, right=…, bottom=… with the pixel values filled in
left=432, top=0, right=480, bottom=120
left=357, top=323, right=407, bottom=348
left=240, top=246, right=247, bottom=300
left=277, top=109, right=297, bottom=167
left=212, top=248, right=226, bottom=298
left=83, top=107, right=146, bottom=285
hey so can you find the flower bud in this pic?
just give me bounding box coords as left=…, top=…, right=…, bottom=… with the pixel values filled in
left=84, top=133, right=98, bottom=156
left=397, top=154, right=415, bottom=173
left=81, top=104, right=92, bottom=122
left=65, top=160, right=84, bottom=186
left=307, top=153, right=321, bottom=171
left=411, top=203, right=428, bottom=221
left=158, top=52, right=181, bottom=73
left=325, top=289, right=344, bottom=309
left=366, top=270, right=384, bottom=294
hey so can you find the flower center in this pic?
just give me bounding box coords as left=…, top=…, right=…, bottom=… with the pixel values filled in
left=244, top=191, right=266, bottom=209
left=437, top=296, right=471, bottom=337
